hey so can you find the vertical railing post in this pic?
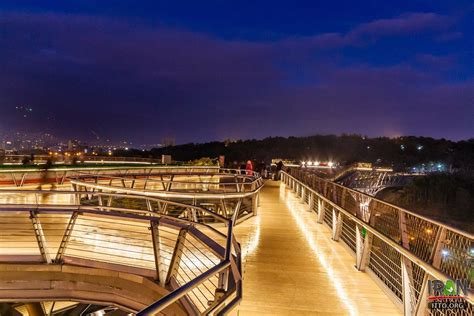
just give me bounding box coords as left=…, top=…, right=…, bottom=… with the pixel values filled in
left=355, top=224, right=372, bottom=271
left=414, top=274, right=431, bottom=316
left=151, top=220, right=166, bottom=286
left=401, top=257, right=415, bottom=315
left=308, top=192, right=314, bottom=212
left=399, top=212, right=416, bottom=315
left=414, top=226, right=447, bottom=315
left=317, top=199, right=325, bottom=223
left=332, top=208, right=343, bottom=241
left=252, top=193, right=258, bottom=216
left=431, top=227, right=447, bottom=269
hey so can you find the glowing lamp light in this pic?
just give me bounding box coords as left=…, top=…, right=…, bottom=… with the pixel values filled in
left=441, top=249, right=449, bottom=257
left=314, top=161, right=319, bottom=166
left=328, top=161, right=334, bottom=168
left=425, top=228, right=433, bottom=234
left=307, top=161, right=313, bottom=166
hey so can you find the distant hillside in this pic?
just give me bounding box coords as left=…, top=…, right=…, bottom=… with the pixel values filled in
left=116, top=135, right=474, bottom=172
left=377, top=173, right=474, bottom=233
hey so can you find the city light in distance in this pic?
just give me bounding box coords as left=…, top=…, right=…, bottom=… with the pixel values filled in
left=300, top=160, right=335, bottom=168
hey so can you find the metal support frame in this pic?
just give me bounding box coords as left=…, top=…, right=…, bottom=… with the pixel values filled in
left=308, top=192, right=314, bottom=212
left=232, top=198, right=243, bottom=222
left=166, top=228, right=188, bottom=285
left=317, top=199, right=325, bottom=223
left=414, top=273, right=431, bottom=316
left=151, top=220, right=166, bottom=285
left=401, top=257, right=415, bottom=315
left=332, top=208, right=343, bottom=241
left=55, top=212, right=79, bottom=262
left=30, top=211, right=52, bottom=263
left=413, top=226, right=447, bottom=315
left=431, top=227, right=447, bottom=269
left=282, top=170, right=474, bottom=314
left=190, top=199, right=198, bottom=222
left=399, top=212, right=416, bottom=315
left=355, top=224, right=372, bottom=271
left=252, top=193, right=258, bottom=216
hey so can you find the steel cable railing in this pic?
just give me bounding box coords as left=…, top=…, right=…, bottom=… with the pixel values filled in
left=282, top=170, right=473, bottom=316
left=0, top=185, right=244, bottom=314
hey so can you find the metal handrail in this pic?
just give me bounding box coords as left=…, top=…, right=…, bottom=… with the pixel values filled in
left=71, top=167, right=262, bottom=185
left=0, top=165, right=220, bottom=173
left=282, top=171, right=474, bottom=304
left=0, top=189, right=230, bottom=226
left=68, top=168, right=264, bottom=200
left=0, top=166, right=257, bottom=313
left=0, top=177, right=244, bottom=314
left=286, top=169, right=473, bottom=240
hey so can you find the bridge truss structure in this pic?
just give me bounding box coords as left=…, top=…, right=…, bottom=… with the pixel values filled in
left=338, top=170, right=419, bottom=196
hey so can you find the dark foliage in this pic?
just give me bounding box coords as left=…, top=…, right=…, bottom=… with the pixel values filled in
left=379, top=173, right=474, bottom=233
left=116, top=135, right=474, bottom=172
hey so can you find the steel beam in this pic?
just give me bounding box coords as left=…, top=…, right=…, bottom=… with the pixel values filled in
left=30, top=211, right=51, bottom=263
left=332, top=208, right=343, bottom=241
left=317, top=199, right=325, bottom=223
left=399, top=212, right=416, bottom=315
left=55, top=212, right=79, bottom=262
left=151, top=220, right=166, bottom=285
left=355, top=224, right=372, bottom=271
left=431, top=227, right=447, bottom=269
left=166, top=228, right=188, bottom=285
left=308, top=192, right=314, bottom=212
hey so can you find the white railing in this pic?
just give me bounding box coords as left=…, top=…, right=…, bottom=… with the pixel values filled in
left=281, top=170, right=473, bottom=316
left=0, top=168, right=258, bottom=314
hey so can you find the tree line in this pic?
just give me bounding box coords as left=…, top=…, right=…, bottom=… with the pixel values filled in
left=116, top=134, right=474, bottom=172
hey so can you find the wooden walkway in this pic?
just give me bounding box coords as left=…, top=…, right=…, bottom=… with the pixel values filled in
left=231, top=181, right=401, bottom=315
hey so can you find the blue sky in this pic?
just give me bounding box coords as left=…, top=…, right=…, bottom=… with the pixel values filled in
left=0, top=1, right=472, bottom=143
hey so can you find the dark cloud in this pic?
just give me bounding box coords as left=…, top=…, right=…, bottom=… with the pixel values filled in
left=280, top=12, right=452, bottom=51
left=0, top=11, right=472, bottom=143
left=415, top=53, right=457, bottom=69
left=349, top=12, right=449, bottom=38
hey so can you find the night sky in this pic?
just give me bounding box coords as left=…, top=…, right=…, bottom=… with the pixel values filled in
left=1, top=1, right=473, bottom=144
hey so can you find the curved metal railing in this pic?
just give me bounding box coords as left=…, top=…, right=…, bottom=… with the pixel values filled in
left=0, top=168, right=258, bottom=314
left=281, top=170, right=473, bottom=315
left=66, top=168, right=263, bottom=225
left=0, top=165, right=221, bottom=187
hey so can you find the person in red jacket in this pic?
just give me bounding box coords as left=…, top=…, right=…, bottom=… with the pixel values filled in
left=246, top=160, right=253, bottom=175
